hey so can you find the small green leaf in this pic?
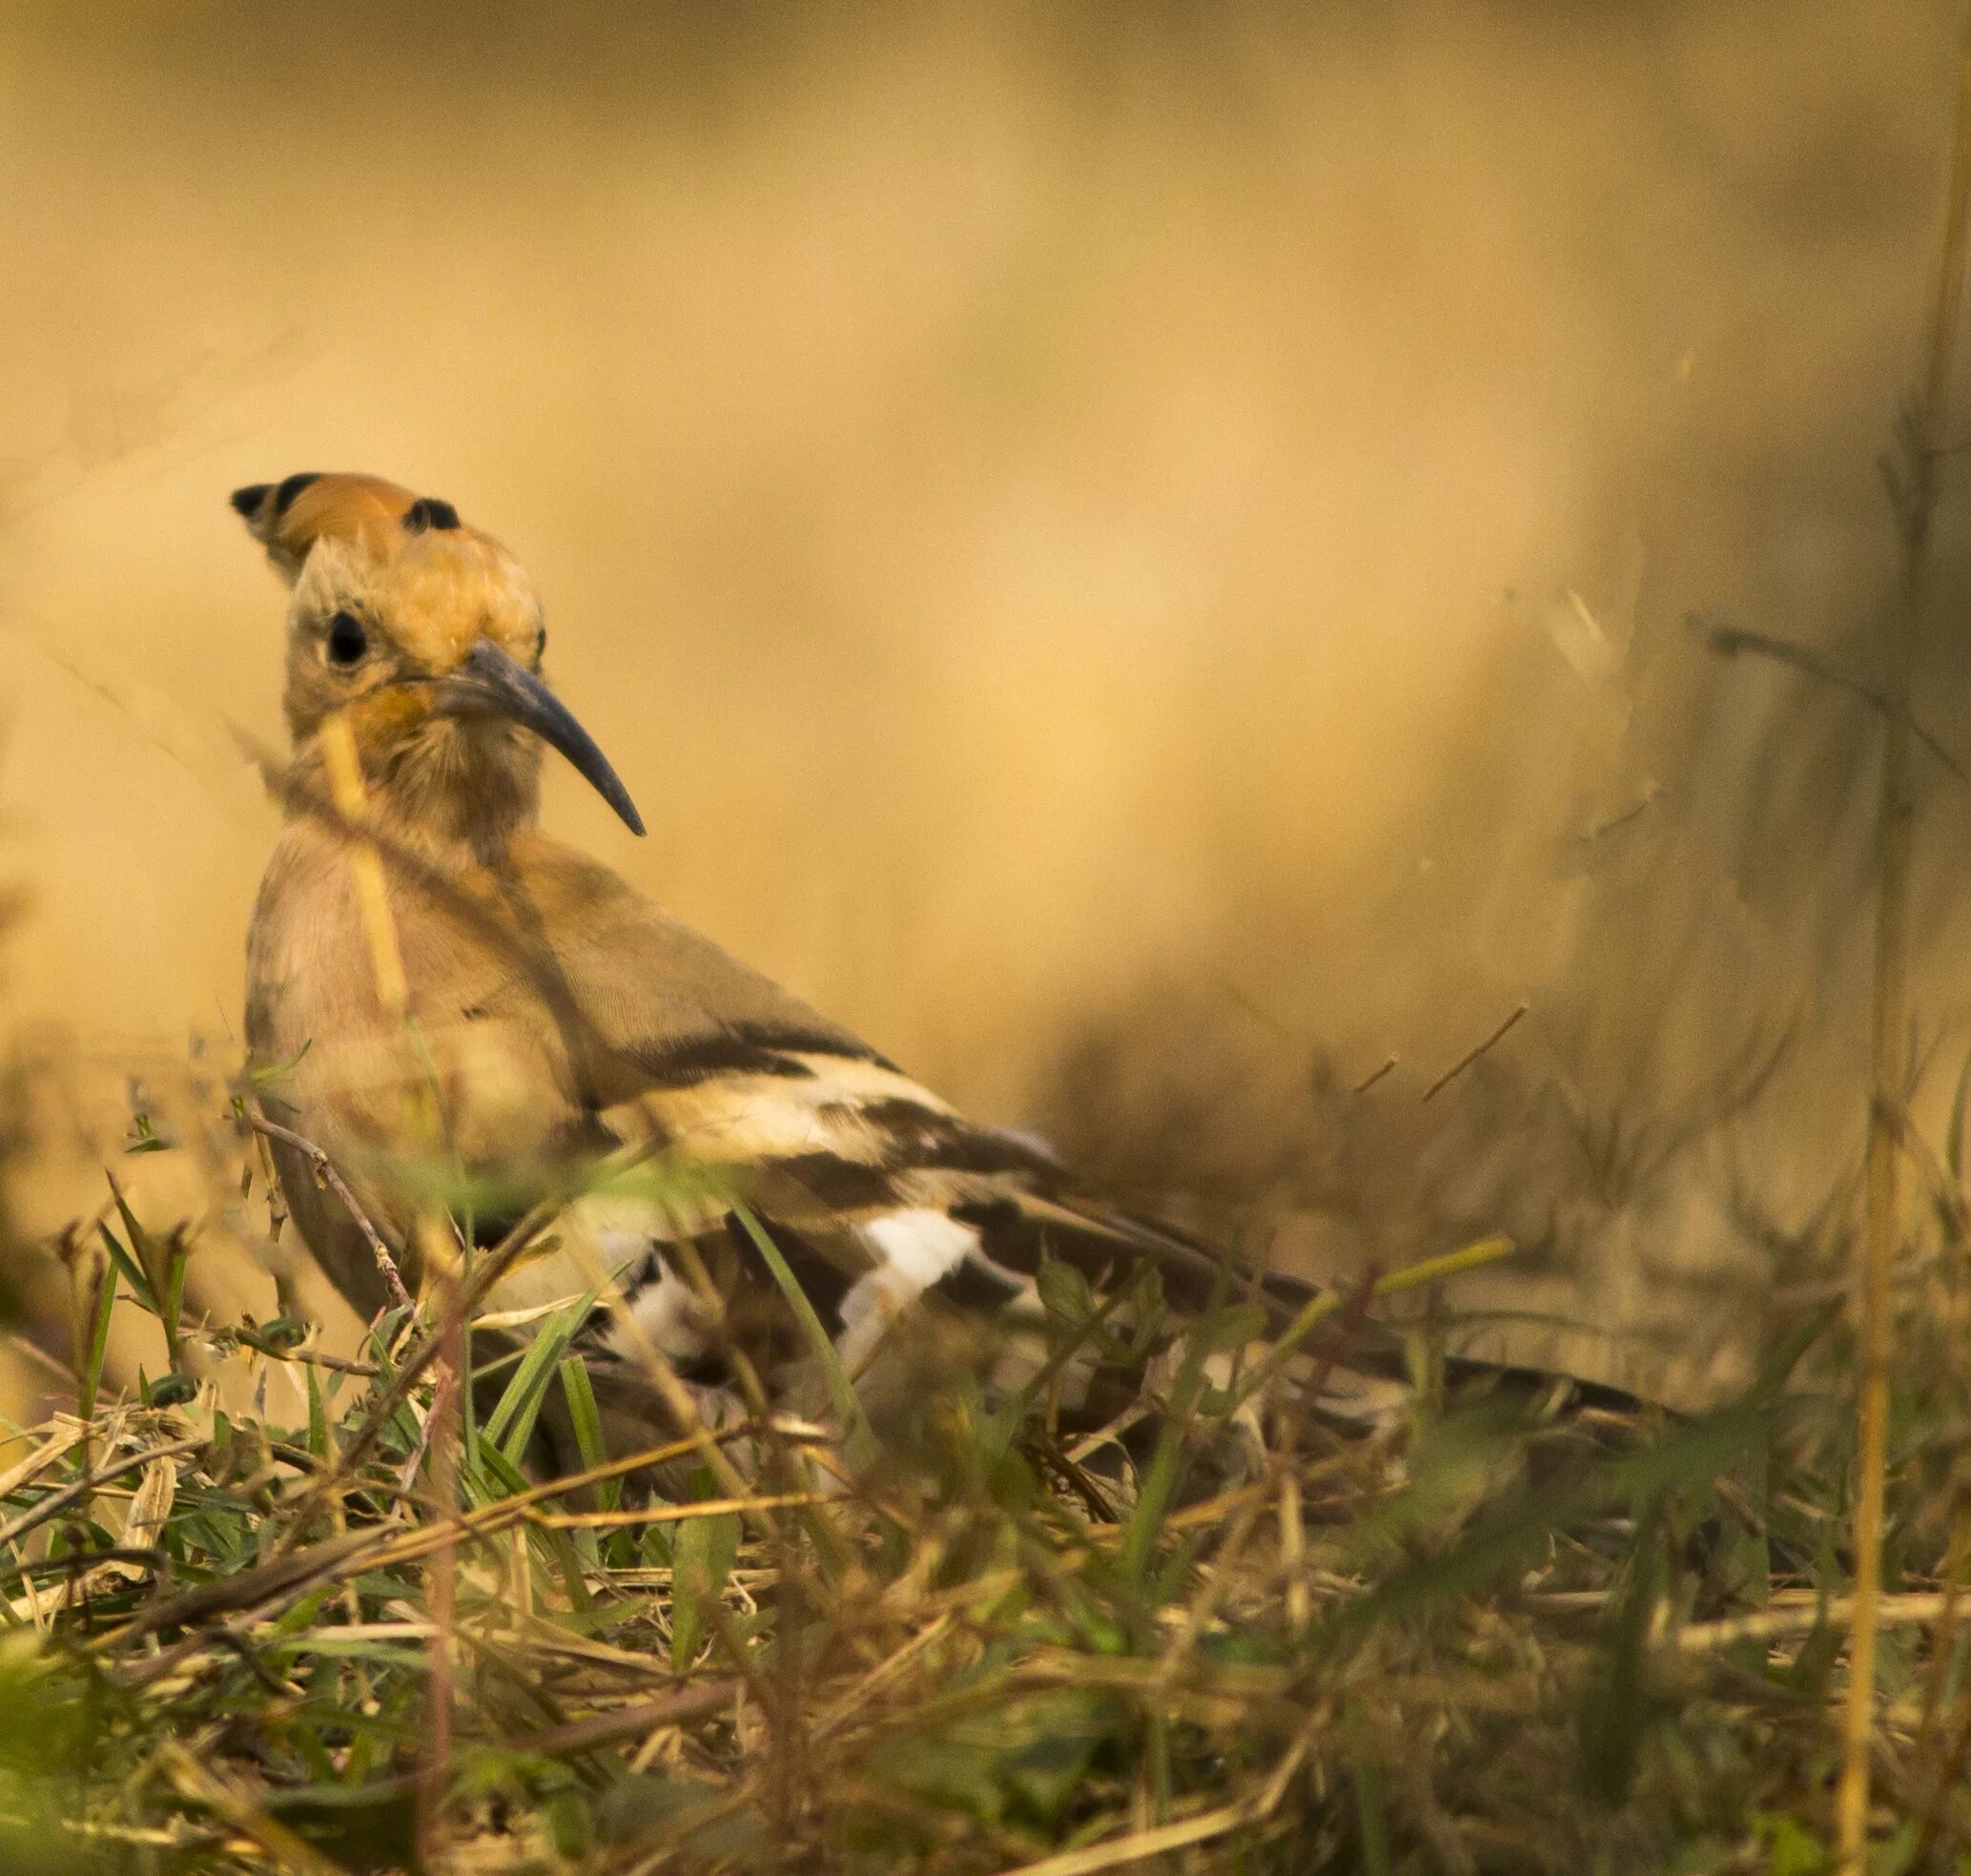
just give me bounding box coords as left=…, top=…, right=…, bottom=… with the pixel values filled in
left=1035, top=1259, right=1097, bottom=1327
left=107, top=1176, right=166, bottom=1313
left=672, top=1505, right=740, bottom=1671
left=1577, top=1499, right=1662, bottom=1804
left=544, top=1788, right=593, bottom=1859
left=1189, top=1302, right=1271, bottom=1354
left=147, top=1373, right=196, bottom=1410
left=1346, top=1709, right=1392, bottom=1876
left=162, top=1236, right=192, bottom=1360
left=246, top=1040, right=312, bottom=1085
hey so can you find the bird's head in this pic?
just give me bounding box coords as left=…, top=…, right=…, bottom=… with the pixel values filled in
left=232, top=472, right=644, bottom=848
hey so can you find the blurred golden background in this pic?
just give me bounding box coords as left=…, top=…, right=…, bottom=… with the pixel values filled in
left=4, top=3, right=1970, bottom=1414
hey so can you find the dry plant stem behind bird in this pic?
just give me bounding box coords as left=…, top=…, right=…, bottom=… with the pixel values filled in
left=235, top=470, right=1608, bottom=1486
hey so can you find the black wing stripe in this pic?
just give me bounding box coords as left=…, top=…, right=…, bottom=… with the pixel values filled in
left=924, top=1250, right=1032, bottom=1313
left=626, top=1022, right=893, bottom=1090
left=852, top=1099, right=1063, bottom=1178
left=627, top=1037, right=817, bottom=1087
left=772, top=1153, right=902, bottom=1210
left=730, top=1020, right=892, bottom=1067
left=953, top=1193, right=1285, bottom=1323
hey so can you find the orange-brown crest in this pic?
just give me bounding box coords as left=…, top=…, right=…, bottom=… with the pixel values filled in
left=231, top=471, right=518, bottom=577
left=232, top=472, right=418, bottom=582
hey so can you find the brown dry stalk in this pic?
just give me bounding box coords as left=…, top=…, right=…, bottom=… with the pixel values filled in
left=538, top=1491, right=831, bottom=1530
left=0, top=1434, right=204, bottom=1556
left=1839, top=25, right=1971, bottom=1869
left=1914, top=1496, right=1971, bottom=1862
left=1420, top=1001, right=1529, bottom=1103
left=989, top=1723, right=1313, bottom=1876
left=242, top=1113, right=411, bottom=1310
left=163, top=1747, right=346, bottom=1876
left=1674, top=1592, right=1958, bottom=1654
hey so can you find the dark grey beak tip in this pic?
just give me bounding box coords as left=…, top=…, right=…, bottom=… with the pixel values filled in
left=439, top=639, right=647, bottom=838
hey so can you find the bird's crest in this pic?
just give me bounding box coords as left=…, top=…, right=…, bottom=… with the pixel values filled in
left=230, top=471, right=478, bottom=584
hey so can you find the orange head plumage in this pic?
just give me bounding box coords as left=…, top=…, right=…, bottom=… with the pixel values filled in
left=232, top=472, right=643, bottom=846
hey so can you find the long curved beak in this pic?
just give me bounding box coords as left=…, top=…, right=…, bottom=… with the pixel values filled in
left=434, top=640, right=646, bottom=836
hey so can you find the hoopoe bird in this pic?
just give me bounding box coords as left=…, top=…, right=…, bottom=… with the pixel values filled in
left=235, top=472, right=1616, bottom=1483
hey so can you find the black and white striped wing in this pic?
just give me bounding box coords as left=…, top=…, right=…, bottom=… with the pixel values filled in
left=456, top=876, right=1422, bottom=1453
left=477, top=1023, right=1402, bottom=1449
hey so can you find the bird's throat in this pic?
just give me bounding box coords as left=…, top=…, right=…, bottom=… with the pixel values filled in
left=293, top=716, right=543, bottom=870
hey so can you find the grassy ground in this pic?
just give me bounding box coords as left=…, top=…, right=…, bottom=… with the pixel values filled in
left=3, top=1076, right=1970, bottom=1876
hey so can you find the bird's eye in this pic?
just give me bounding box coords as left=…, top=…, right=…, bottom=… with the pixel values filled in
left=325, top=611, right=369, bottom=668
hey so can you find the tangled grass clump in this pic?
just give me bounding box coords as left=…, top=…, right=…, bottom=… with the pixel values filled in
left=1, top=1068, right=1969, bottom=1875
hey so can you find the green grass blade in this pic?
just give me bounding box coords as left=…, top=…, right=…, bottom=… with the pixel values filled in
left=558, top=1355, right=620, bottom=1513
left=106, top=1175, right=168, bottom=1318
left=671, top=1506, right=741, bottom=1672
left=96, top=1223, right=155, bottom=1315
left=478, top=1440, right=532, bottom=1498
left=481, top=1296, right=594, bottom=1469
left=79, top=1257, right=117, bottom=1421
left=1949, top=1047, right=1971, bottom=1184
left=1122, top=1288, right=1226, bottom=1586
left=729, top=1201, right=875, bottom=1467
left=306, top=1364, right=328, bottom=1461
left=162, top=1236, right=191, bottom=1370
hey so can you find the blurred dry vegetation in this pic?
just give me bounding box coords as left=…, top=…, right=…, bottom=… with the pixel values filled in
left=1, top=2, right=1968, bottom=1472
left=11, top=7, right=1971, bottom=1871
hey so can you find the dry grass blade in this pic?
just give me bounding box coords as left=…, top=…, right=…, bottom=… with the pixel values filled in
left=1839, top=20, right=1971, bottom=1870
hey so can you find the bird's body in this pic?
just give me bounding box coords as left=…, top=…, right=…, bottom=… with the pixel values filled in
left=236, top=472, right=1593, bottom=1477
left=250, top=808, right=1160, bottom=1431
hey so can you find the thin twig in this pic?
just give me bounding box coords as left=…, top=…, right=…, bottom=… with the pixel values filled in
left=1675, top=1592, right=1956, bottom=1653
left=1421, top=1002, right=1529, bottom=1103
left=537, top=1491, right=831, bottom=1531
left=1913, top=1495, right=1971, bottom=1864
left=1351, top=1055, right=1398, bottom=1095
left=241, top=1114, right=412, bottom=1310
left=1697, top=621, right=1969, bottom=784
left=259, top=1346, right=379, bottom=1380
left=502, top=1680, right=743, bottom=1758
left=990, top=1724, right=1312, bottom=1876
